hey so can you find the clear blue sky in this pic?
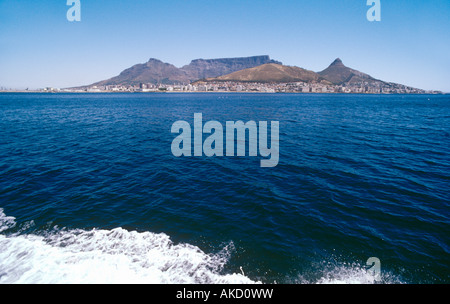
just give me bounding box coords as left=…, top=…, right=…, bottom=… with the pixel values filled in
left=1, top=0, right=449, bottom=91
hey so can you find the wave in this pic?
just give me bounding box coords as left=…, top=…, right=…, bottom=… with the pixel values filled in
left=0, top=209, right=257, bottom=284
left=0, top=209, right=405, bottom=284
left=313, top=265, right=403, bottom=284
left=288, top=257, right=405, bottom=284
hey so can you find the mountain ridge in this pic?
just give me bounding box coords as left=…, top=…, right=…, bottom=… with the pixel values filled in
left=73, top=55, right=432, bottom=94
left=87, top=55, right=281, bottom=87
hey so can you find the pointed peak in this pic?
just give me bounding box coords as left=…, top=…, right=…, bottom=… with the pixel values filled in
left=330, top=58, right=344, bottom=66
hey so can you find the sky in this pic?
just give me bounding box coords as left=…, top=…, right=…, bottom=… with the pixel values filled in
left=0, top=0, right=449, bottom=92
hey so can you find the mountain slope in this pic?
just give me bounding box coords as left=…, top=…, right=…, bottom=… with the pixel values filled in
left=92, top=59, right=189, bottom=86
left=205, top=63, right=328, bottom=83
left=318, top=58, right=381, bottom=85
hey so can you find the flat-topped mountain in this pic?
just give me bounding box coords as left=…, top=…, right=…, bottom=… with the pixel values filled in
left=204, top=63, right=329, bottom=84
left=181, top=55, right=282, bottom=80
left=88, top=55, right=281, bottom=87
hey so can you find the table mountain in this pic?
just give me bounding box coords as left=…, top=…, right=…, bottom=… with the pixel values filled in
left=181, top=55, right=281, bottom=80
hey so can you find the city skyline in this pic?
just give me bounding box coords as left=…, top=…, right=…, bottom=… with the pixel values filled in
left=1, top=0, right=449, bottom=92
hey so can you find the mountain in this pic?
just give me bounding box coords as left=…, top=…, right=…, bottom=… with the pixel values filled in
left=197, top=58, right=428, bottom=93
left=204, top=63, right=329, bottom=84
left=317, top=58, right=429, bottom=92
left=92, top=59, right=189, bottom=86
left=88, top=55, right=281, bottom=87
left=202, top=58, right=389, bottom=86
left=77, top=56, right=431, bottom=93
left=181, top=55, right=282, bottom=80
left=318, top=58, right=381, bottom=85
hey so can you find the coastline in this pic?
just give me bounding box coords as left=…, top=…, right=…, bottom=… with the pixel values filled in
left=0, top=90, right=445, bottom=95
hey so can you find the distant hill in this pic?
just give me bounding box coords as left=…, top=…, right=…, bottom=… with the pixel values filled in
left=92, top=59, right=188, bottom=86
left=203, top=63, right=330, bottom=84
left=87, top=55, right=281, bottom=87
left=318, top=58, right=382, bottom=85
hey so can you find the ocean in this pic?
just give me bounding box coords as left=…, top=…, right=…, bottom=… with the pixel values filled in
left=0, top=92, right=448, bottom=284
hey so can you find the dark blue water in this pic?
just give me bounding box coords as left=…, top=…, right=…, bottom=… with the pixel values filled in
left=0, top=93, right=448, bottom=284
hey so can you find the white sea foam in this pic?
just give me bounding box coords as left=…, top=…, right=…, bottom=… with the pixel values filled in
left=315, top=266, right=384, bottom=284
left=1, top=209, right=405, bottom=284
left=0, top=209, right=257, bottom=284
left=294, top=262, right=405, bottom=284
left=0, top=209, right=16, bottom=233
